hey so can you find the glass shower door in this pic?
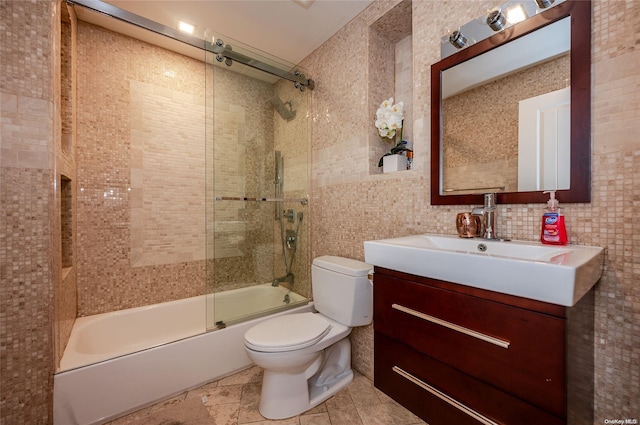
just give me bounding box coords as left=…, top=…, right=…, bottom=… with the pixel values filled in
left=205, top=31, right=310, bottom=331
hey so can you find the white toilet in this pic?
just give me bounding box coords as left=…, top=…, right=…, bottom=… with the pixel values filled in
left=244, top=255, right=373, bottom=419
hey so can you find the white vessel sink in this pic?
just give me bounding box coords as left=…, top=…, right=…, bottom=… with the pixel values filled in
left=364, top=234, right=604, bottom=306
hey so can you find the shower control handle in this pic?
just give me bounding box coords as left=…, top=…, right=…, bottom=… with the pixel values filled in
left=283, top=209, right=295, bottom=223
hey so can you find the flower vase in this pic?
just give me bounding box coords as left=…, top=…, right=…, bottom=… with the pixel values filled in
left=382, top=154, right=408, bottom=173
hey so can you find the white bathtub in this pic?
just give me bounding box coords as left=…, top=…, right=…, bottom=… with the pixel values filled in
left=54, top=284, right=312, bottom=425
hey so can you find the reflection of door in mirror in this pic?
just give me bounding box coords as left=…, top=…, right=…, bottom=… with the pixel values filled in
left=442, top=53, right=570, bottom=195
left=518, top=87, right=571, bottom=191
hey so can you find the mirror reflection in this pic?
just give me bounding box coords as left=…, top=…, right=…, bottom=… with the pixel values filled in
left=441, top=17, right=570, bottom=195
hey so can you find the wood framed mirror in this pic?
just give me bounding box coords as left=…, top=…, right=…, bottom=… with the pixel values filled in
left=430, top=0, right=591, bottom=205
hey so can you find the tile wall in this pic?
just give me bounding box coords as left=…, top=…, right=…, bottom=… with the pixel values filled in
left=443, top=54, right=570, bottom=193
left=73, top=21, right=308, bottom=315
left=302, top=0, right=639, bottom=421
left=2, top=3, right=311, bottom=420
left=74, top=22, right=208, bottom=316
left=1, top=1, right=56, bottom=424
left=271, top=78, right=311, bottom=297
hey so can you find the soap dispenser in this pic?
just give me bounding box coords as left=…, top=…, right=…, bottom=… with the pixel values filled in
left=540, top=191, right=567, bottom=245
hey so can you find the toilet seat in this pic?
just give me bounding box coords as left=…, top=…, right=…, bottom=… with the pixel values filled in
left=244, top=312, right=332, bottom=353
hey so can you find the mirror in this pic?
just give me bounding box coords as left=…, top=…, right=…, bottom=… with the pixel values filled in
left=430, top=0, right=591, bottom=205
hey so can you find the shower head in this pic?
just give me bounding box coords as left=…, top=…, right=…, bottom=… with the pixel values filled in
left=268, top=95, right=296, bottom=122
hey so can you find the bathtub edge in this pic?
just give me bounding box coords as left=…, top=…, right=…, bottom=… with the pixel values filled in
left=53, top=302, right=314, bottom=425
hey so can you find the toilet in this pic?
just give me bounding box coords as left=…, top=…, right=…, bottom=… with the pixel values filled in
left=244, top=255, right=373, bottom=419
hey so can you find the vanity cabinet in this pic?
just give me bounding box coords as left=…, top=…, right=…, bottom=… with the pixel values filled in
left=373, top=267, right=577, bottom=425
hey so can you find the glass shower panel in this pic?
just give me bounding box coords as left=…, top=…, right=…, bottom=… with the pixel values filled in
left=57, top=1, right=213, bottom=370
left=205, top=30, right=310, bottom=330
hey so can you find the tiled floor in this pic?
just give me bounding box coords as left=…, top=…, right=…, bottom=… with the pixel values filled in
left=105, top=366, right=426, bottom=425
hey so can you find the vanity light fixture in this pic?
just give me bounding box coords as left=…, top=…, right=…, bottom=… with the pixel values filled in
left=485, top=3, right=528, bottom=31
left=535, top=0, right=555, bottom=8
left=486, top=9, right=507, bottom=31
left=177, top=20, right=195, bottom=35
left=449, top=30, right=469, bottom=49
left=442, top=22, right=475, bottom=50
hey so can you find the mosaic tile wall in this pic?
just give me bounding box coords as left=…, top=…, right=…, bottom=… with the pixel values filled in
left=443, top=54, right=570, bottom=193
left=395, top=35, right=413, bottom=145
left=211, top=99, right=249, bottom=261
left=73, top=18, right=310, bottom=322
left=56, top=0, right=79, bottom=372
left=73, top=21, right=311, bottom=315
left=210, top=63, right=276, bottom=292
left=301, top=0, right=639, bottom=422
left=0, top=1, right=56, bottom=423
left=75, top=22, right=208, bottom=316
left=271, top=78, right=312, bottom=297
left=128, top=80, right=206, bottom=267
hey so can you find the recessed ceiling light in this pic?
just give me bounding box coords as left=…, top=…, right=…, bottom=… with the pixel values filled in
left=178, top=20, right=195, bottom=35
left=293, top=0, right=315, bottom=9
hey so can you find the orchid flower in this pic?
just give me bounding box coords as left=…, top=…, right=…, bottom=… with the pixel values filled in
left=375, top=98, right=404, bottom=141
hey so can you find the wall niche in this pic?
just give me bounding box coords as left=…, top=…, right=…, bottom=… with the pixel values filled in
left=60, top=176, right=73, bottom=270
left=368, top=0, right=413, bottom=174
left=55, top=3, right=79, bottom=368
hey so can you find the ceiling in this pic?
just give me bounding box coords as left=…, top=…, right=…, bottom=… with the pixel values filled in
left=99, top=0, right=373, bottom=66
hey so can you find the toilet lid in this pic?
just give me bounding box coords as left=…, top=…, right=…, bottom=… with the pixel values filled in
left=244, top=312, right=332, bottom=353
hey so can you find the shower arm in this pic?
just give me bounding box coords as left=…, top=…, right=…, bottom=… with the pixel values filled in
left=67, top=0, right=315, bottom=91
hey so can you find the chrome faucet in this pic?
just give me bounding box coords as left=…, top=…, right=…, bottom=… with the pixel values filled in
left=272, top=273, right=294, bottom=287
left=472, top=193, right=498, bottom=240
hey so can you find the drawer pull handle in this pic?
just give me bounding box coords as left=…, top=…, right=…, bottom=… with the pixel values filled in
left=391, top=303, right=510, bottom=349
left=393, top=366, right=499, bottom=425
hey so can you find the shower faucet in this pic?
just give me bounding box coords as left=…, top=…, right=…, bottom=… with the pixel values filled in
left=283, top=209, right=295, bottom=223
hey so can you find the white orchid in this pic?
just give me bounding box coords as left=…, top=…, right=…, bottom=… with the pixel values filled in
left=376, top=98, right=411, bottom=167
left=375, top=98, right=404, bottom=142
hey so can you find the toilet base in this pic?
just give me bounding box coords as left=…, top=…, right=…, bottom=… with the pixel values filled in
left=258, top=339, right=353, bottom=419
left=309, top=368, right=353, bottom=408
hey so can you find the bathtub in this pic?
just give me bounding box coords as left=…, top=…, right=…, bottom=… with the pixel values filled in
left=54, top=284, right=312, bottom=425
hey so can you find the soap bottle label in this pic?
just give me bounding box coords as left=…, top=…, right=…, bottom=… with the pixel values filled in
left=541, top=212, right=567, bottom=245
left=543, top=213, right=560, bottom=242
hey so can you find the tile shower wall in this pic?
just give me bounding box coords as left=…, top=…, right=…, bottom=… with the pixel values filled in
left=302, top=0, right=639, bottom=421
left=272, top=79, right=311, bottom=299
left=75, top=22, right=208, bottom=316
left=209, top=62, right=276, bottom=293
left=75, top=22, right=282, bottom=315
left=0, top=1, right=56, bottom=424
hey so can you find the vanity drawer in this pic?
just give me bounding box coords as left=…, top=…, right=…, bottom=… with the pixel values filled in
left=375, top=333, right=565, bottom=425
left=374, top=272, right=565, bottom=417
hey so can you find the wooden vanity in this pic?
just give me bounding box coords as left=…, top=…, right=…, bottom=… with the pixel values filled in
left=373, top=267, right=594, bottom=425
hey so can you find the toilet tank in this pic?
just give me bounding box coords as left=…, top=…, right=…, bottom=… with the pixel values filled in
left=311, top=256, right=373, bottom=327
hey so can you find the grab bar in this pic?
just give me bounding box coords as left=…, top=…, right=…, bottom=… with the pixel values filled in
left=215, top=196, right=308, bottom=206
